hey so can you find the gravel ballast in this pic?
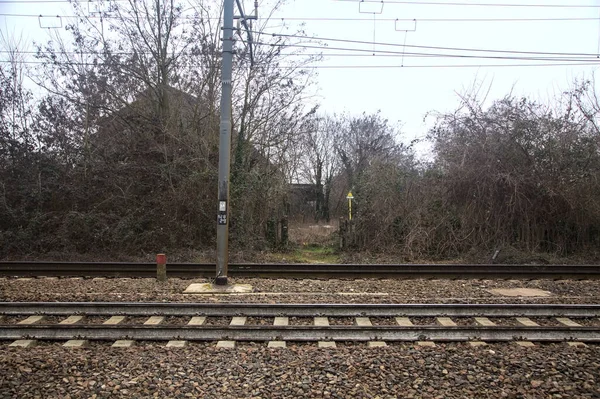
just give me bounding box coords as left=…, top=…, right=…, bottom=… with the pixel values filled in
left=2, top=276, right=600, bottom=398
left=1, top=343, right=599, bottom=398
left=1, top=277, right=600, bottom=304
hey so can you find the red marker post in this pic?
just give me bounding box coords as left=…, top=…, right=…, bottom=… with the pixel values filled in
left=156, top=253, right=167, bottom=282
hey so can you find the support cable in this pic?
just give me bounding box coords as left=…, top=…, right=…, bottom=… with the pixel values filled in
left=333, top=0, right=600, bottom=8
left=1, top=13, right=599, bottom=23
left=249, top=30, right=600, bottom=57
left=234, top=0, right=257, bottom=66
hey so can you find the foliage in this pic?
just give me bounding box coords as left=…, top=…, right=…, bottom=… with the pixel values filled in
left=0, top=0, right=315, bottom=256
left=2, top=1, right=600, bottom=260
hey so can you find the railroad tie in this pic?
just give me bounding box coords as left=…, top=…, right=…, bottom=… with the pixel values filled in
left=59, top=315, right=84, bottom=325
left=144, top=316, right=165, bottom=325
left=59, top=315, right=86, bottom=348
left=9, top=339, right=37, bottom=348
left=515, top=317, right=539, bottom=327
left=167, top=316, right=207, bottom=346
left=162, top=318, right=208, bottom=347
left=395, top=317, right=413, bottom=326
left=435, top=318, right=456, bottom=346
left=216, top=317, right=247, bottom=348
left=102, top=316, right=129, bottom=346
left=470, top=318, right=494, bottom=346
left=63, top=339, right=88, bottom=349
left=17, top=315, right=45, bottom=325
left=355, top=317, right=372, bottom=326
left=556, top=317, right=581, bottom=327
left=103, top=316, right=126, bottom=325
left=315, top=317, right=336, bottom=348
left=474, top=317, right=496, bottom=326
left=216, top=340, right=236, bottom=349
left=355, top=317, right=386, bottom=347
left=230, top=316, right=247, bottom=326
left=469, top=341, right=487, bottom=347
left=436, top=317, right=457, bottom=327
left=556, top=318, right=585, bottom=347
left=187, top=316, right=206, bottom=326
left=113, top=340, right=136, bottom=348
left=318, top=341, right=337, bottom=348
left=165, top=340, right=187, bottom=348
left=516, top=341, right=536, bottom=347
left=514, top=318, right=539, bottom=347
left=10, top=315, right=45, bottom=348
left=268, top=317, right=289, bottom=349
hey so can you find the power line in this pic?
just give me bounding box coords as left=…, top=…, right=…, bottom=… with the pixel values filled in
left=0, top=0, right=123, bottom=3
left=253, top=30, right=600, bottom=57
left=288, top=62, right=600, bottom=68
left=7, top=43, right=600, bottom=62
left=1, top=59, right=596, bottom=69
left=250, top=41, right=599, bottom=62
left=6, top=48, right=599, bottom=62
left=334, top=0, right=600, bottom=8
left=274, top=17, right=599, bottom=23
left=1, top=13, right=598, bottom=23
left=5, top=38, right=600, bottom=63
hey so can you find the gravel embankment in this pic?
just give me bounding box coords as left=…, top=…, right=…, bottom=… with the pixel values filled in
left=1, top=277, right=599, bottom=304
left=1, top=342, right=598, bottom=398
left=1, top=277, right=600, bottom=398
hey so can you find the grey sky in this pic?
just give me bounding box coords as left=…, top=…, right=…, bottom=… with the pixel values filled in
left=2, top=0, right=599, bottom=156
left=273, top=0, right=600, bottom=155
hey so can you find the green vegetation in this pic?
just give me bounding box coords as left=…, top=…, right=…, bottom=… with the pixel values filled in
left=266, top=245, right=340, bottom=264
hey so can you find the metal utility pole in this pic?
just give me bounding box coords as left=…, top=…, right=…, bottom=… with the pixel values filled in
left=215, top=0, right=257, bottom=285
left=215, top=0, right=235, bottom=286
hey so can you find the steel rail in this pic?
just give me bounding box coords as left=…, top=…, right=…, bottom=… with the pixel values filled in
left=2, top=302, right=600, bottom=317
left=2, top=324, right=600, bottom=342
left=1, top=261, right=600, bottom=279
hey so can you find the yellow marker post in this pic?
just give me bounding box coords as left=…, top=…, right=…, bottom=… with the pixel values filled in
left=346, top=191, right=354, bottom=220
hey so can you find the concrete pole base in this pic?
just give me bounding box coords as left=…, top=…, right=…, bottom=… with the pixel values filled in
left=215, top=276, right=228, bottom=286
left=183, top=283, right=253, bottom=294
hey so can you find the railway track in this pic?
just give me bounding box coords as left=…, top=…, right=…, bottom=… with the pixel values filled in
left=2, top=302, right=600, bottom=343
left=1, top=261, right=600, bottom=279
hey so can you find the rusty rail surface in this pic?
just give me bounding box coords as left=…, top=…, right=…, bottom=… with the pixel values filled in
left=1, top=261, right=599, bottom=279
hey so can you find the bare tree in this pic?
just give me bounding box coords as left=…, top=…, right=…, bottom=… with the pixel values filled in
left=300, top=113, right=341, bottom=222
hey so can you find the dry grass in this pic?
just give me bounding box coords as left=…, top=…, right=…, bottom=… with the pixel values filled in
left=288, top=220, right=339, bottom=246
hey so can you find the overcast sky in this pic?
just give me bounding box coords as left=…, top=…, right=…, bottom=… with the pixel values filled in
left=2, top=0, right=599, bottom=156
left=273, top=0, right=600, bottom=155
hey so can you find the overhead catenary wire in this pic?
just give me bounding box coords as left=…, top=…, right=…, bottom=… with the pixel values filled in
left=0, top=0, right=597, bottom=6
left=6, top=43, right=600, bottom=62
left=248, top=41, right=599, bottom=62
left=251, top=30, right=600, bottom=58
left=5, top=36, right=600, bottom=63
left=2, top=13, right=599, bottom=24
left=8, top=29, right=598, bottom=59
left=274, top=63, right=600, bottom=68
left=333, top=0, right=600, bottom=8
left=2, top=59, right=598, bottom=69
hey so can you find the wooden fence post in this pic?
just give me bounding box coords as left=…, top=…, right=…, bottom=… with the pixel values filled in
left=280, top=216, right=289, bottom=249
left=339, top=217, right=347, bottom=249
left=266, top=219, right=277, bottom=247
